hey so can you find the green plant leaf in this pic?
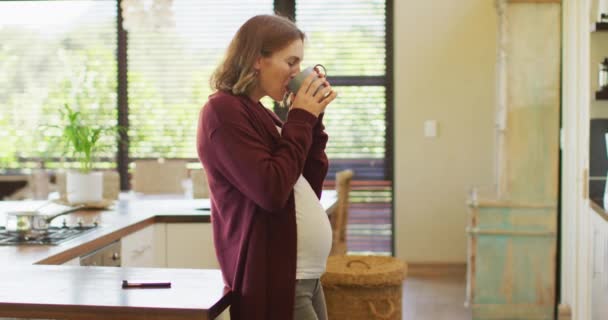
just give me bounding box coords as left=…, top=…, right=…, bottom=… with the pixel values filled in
left=54, top=104, right=120, bottom=173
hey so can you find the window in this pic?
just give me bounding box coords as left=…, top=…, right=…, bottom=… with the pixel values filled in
left=0, top=1, right=117, bottom=170
left=295, top=0, right=392, bottom=255
left=126, top=0, right=274, bottom=159
left=0, top=0, right=392, bottom=255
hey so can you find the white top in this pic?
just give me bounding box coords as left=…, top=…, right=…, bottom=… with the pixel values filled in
left=276, top=126, right=332, bottom=279
left=293, top=175, right=333, bottom=279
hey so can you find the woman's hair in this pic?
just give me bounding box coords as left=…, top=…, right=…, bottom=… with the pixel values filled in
left=210, top=14, right=305, bottom=95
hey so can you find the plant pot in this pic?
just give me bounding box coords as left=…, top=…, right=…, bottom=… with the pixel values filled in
left=29, top=169, right=50, bottom=200
left=66, top=171, right=103, bottom=204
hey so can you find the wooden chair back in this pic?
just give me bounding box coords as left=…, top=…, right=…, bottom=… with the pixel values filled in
left=330, top=169, right=354, bottom=255
left=132, top=159, right=188, bottom=194
left=191, top=168, right=210, bottom=199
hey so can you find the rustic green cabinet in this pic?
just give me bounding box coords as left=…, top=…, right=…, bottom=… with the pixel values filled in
left=466, top=1, right=561, bottom=319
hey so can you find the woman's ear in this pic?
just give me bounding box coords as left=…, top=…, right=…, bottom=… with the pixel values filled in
left=253, top=56, right=263, bottom=72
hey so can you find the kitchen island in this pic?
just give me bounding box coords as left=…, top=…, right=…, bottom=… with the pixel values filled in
left=0, top=191, right=337, bottom=319
left=0, top=265, right=231, bottom=320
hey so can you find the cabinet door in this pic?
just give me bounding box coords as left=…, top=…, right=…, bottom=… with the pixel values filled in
left=166, top=223, right=218, bottom=269
left=592, top=212, right=608, bottom=320
left=121, top=224, right=166, bottom=268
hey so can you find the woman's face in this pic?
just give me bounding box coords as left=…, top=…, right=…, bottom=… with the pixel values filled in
left=254, top=39, right=303, bottom=101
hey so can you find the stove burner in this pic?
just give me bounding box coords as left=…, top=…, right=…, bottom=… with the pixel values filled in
left=0, top=225, right=97, bottom=245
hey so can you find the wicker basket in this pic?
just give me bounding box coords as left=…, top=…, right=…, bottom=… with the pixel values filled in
left=321, top=255, right=407, bottom=320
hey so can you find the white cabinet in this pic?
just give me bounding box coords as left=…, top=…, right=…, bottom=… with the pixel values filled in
left=120, top=222, right=217, bottom=269
left=121, top=224, right=167, bottom=268
left=166, top=223, right=219, bottom=269
left=592, top=211, right=608, bottom=320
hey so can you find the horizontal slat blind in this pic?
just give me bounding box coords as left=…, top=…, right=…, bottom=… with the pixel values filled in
left=323, top=86, right=386, bottom=158
left=296, top=1, right=391, bottom=255
left=127, top=0, right=273, bottom=159
left=297, top=0, right=386, bottom=76
left=0, top=1, right=117, bottom=170
left=296, top=0, right=387, bottom=162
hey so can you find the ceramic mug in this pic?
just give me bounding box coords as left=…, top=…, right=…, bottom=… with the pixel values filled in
left=283, top=64, right=327, bottom=107
left=287, top=64, right=327, bottom=94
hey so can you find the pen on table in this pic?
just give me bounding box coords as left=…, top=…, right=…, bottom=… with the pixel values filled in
left=122, top=280, right=172, bottom=288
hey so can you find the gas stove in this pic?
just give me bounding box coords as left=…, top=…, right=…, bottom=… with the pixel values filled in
left=0, top=223, right=98, bottom=245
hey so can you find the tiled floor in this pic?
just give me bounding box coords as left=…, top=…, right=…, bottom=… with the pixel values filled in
left=402, top=274, right=472, bottom=320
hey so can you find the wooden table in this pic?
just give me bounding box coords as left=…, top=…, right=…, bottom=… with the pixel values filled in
left=0, top=265, right=231, bottom=320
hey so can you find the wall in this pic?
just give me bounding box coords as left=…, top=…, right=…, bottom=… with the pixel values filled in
left=394, top=0, right=497, bottom=262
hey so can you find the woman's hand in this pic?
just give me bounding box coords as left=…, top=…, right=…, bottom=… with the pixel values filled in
left=290, top=70, right=338, bottom=117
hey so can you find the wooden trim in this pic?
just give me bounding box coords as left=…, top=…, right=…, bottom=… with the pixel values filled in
left=469, top=200, right=556, bottom=209
left=406, top=262, right=466, bottom=277
left=466, top=228, right=556, bottom=237
left=471, top=303, right=554, bottom=318
left=465, top=204, right=478, bottom=306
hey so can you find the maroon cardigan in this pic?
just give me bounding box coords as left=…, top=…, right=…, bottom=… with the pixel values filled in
left=196, top=91, right=329, bottom=320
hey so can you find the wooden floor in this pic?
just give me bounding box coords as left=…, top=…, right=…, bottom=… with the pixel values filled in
left=402, top=274, right=471, bottom=320
left=217, top=272, right=471, bottom=320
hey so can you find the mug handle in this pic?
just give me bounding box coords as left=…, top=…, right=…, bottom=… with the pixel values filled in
left=313, top=64, right=327, bottom=77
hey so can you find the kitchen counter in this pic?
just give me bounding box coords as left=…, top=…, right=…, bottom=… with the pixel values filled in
left=0, top=190, right=336, bottom=265
left=0, top=198, right=214, bottom=266
left=0, top=265, right=231, bottom=320
left=0, top=191, right=337, bottom=319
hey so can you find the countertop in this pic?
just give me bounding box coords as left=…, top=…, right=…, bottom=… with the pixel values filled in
left=0, top=265, right=231, bottom=320
left=0, top=191, right=337, bottom=265
left=0, top=198, right=213, bottom=266
left=0, top=198, right=221, bottom=320
left=0, top=191, right=337, bottom=319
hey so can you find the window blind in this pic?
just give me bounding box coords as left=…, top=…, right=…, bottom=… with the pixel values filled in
left=126, top=0, right=273, bottom=159
left=0, top=0, right=117, bottom=170
left=295, top=0, right=391, bottom=255
left=296, top=0, right=387, bottom=167
left=0, top=0, right=389, bottom=177
left=297, top=0, right=386, bottom=76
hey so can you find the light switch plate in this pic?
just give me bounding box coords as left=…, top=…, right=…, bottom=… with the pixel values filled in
left=424, top=120, right=438, bottom=138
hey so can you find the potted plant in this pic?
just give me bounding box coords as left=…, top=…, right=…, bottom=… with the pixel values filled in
left=55, top=104, right=120, bottom=204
